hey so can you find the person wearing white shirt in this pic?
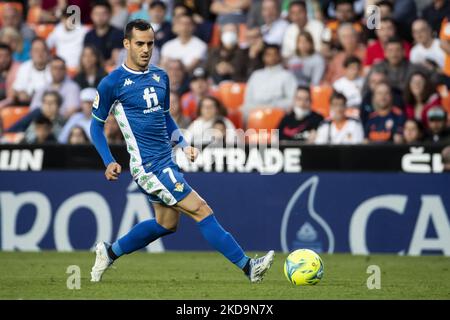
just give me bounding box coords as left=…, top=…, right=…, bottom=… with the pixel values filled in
left=315, top=92, right=364, bottom=144
left=46, top=12, right=89, bottom=69
left=332, top=56, right=364, bottom=108
left=185, top=96, right=236, bottom=147
left=58, top=87, right=96, bottom=143
left=410, top=19, right=445, bottom=69
left=282, top=0, right=324, bottom=59
left=12, top=38, right=52, bottom=105
left=243, top=44, right=298, bottom=118
left=260, top=0, right=289, bottom=45
left=160, top=14, right=207, bottom=73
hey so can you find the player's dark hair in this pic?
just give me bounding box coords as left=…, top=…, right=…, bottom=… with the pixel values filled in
left=330, top=91, right=347, bottom=105
left=343, top=55, right=362, bottom=68
left=42, top=90, right=63, bottom=108
left=296, top=85, right=311, bottom=97
left=288, top=1, right=306, bottom=11
left=0, top=42, right=12, bottom=53
left=150, top=0, right=167, bottom=10
left=124, top=19, right=154, bottom=40
left=197, top=96, right=228, bottom=118
left=92, top=0, right=112, bottom=13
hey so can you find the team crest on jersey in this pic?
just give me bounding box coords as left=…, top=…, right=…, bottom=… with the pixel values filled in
left=174, top=182, right=184, bottom=192
left=152, top=74, right=160, bottom=82
left=93, top=91, right=99, bottom=109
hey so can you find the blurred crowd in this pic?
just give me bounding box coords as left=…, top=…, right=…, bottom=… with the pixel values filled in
left=1, top=0, right=450, bottom=147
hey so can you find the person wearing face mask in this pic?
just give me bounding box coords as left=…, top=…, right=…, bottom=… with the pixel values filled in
left=277, top=86, right=324, bottom=143
left=204, top=23, right=247, bottom=84
left=315, top=92, right=364, bottom=145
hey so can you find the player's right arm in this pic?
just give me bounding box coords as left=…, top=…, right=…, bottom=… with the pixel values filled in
left=90, top=76, right=122, bottom=181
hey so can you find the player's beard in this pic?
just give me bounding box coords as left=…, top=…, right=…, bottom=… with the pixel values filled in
left=133, top=50, right=151, bottom=69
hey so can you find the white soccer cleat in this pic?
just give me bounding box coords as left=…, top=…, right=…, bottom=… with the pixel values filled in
left=248, top=250, right=275, bottom=283
left=90, top=242, right=113, bottom=282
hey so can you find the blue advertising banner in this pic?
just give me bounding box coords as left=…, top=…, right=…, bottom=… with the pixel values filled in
left=0, top=171, right=449, bottom=255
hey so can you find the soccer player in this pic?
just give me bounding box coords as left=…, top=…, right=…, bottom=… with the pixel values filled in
left=89, top=19, right=274, bottom=283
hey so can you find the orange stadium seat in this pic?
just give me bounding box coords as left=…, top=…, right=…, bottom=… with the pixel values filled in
left=33, top=23, right=56, bottom=39
left=218, top=82, right=246, bottom=111
left=311, top=85, right=333, bottom=118
left=209, top=23, right=221, bottom=48
left=246, top=107, right=285, bottom=143
left=1, top=106, right=30, bottom=131
left=227, top=109, right=243, bottom=129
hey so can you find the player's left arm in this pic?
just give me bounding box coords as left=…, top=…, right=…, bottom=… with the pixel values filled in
left=163, top=73, right=199, bottom=162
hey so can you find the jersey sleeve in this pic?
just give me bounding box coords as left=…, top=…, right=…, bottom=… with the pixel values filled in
left=163, top=72, right=170, bottom=113
left=92, top=76, right=117, bottom=123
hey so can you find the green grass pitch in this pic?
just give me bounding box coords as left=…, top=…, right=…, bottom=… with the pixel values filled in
left=0, top=251, right=449, bottom=300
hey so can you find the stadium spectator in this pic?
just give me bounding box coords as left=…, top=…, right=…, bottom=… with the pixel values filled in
left=421, top=0, right=450, bottom=36
left=0, top=43, right=20, bottom=109
left=204, top=23, right=248, bottom=84
left=281, top=0, right=324, bottom=59
left=441, top=145, right=450, bottom=171
left=242, top=44, right=297, bottom=118
left=403, top=70, right=441, bottom=127
left=242, top=27, right=265, bottom=78
left=246, top=0, right=265, bottom=28
left=186, top=96, right=236, bottom=147
left=67, top=125, right=90, bottom=145
left=371, top=37, right=424, bottom=92
left=0, top=3, right=35, bottom=43
left=7, top=91, right=65, bottom=143
left=315, top=92, right=364, bottom=144
left=46, top=9, right=89, bottom=69
left=30, top=56, right=81, bottom=119
left=210, top=0, right=251, bottom=25
left=0, top=27, right=30, bottom=62
left=58, top=87, right=96, bottom=143
left=410, top=19, right=445, bottom=69
left=12, top=38, right=51, bottom=106
left=277, top=86, right=323, bottom=143
left=108, top=0, right=129, bottom=30
left=83, top=1, right=123, bottom=69
left=438, top=15, right=450, bottom=77
left=173, top=1, right=215, bottom=43
left=148, top=1, right=175, bottom=49
left=181, top=67, right=217, bottom=120
left=364, top=82, right=405, bottom=144
left=104, top=115, right=124, bottom=144
left=169, top=91, right=191, bottom=129
left=73, top=45, right=107, bottom=89
left=424, top=106, right=450, bottom=143
left=402, top=118, right=424, bottom=144
left=333, top=56, right=364, bottom=108
left=323, top=0, right=362, bottom=47
left=166, top=59, right=190, bottom=96
left=260, top=0, right=289, bottom=46
left=360, top=70, right=404, bottom=124
left=323, top=23, right=366, bottom=84
left=160, top=14, right=207, bottom=73
left=364, top=18, right=411, bottom=67
left=25, top=115, right=57, bottom=144
left=286, top=31, right=325, bottom=86
left=210, top=117, right=228, bottom=147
